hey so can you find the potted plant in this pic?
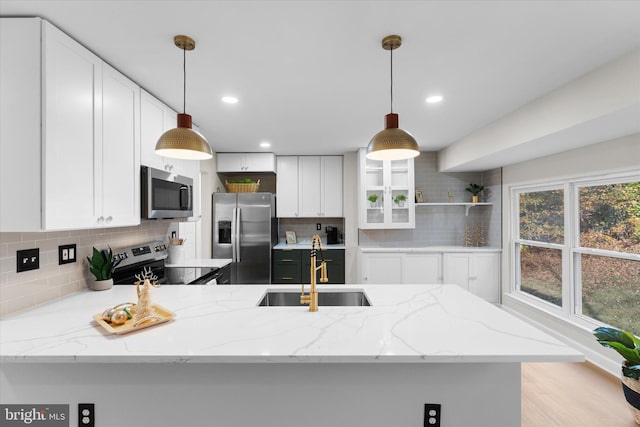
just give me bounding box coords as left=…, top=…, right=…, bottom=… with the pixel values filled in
left=393, top=194, right=407, bottom=207
left=594, top=326, right=640, bottom=424
left=466, top=183, right=484, bottom=203
left=86, top=246, right=116, bottom=291
left=367, top=194, right=379, bottom=208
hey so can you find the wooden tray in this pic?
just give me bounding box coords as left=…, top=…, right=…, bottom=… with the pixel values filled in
left=93, top=304, right=175, bottom=335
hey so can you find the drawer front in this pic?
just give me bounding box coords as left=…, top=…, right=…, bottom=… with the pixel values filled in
left=273, top=249, right=301, bottom=263
left=272, top=263, right=301, bottom=283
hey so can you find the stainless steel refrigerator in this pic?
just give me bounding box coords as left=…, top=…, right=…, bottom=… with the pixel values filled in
left=212, top=192, right=277, bottom=284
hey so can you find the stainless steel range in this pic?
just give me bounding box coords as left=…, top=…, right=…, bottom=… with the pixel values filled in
left=111, top=241, right=229, bottom=285
left=112, top=241, right=168, bottom=285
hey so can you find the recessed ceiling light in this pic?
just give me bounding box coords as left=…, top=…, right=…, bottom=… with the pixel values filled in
left=425, top=95, right=443, bottom=104
left=222, top=96, right=238, bottom=104
left=259, top=141, right=271, bottom=148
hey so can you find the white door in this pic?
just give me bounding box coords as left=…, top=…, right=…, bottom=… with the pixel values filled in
left=43, top=22, right=102, bottom=230
left=245, top=153, right=276, bottom=172
left=321, top=156, right=343, bottom=217
left=404, top=253, right=442, bottom=284
left=298, top=156, right=322, bottom=217
left=140, top=90, right=166, bottom=171
left=101, top=63, right=140, bottom=227
left=276, top=156, right=299, bottom=217
left=469, top=253, right=501, bottom=304
left=216, top=153, right=245, bottom=172
left=361, top=253, right=403, bottom=284
left=443, top=253, right=471, bottom=291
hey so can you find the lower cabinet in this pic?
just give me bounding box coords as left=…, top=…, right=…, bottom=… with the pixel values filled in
left=443, top=252, right=500, bottom=304
left=359, top=250, right=500, bottom=303
left=273, top=249, right=345, bottom=284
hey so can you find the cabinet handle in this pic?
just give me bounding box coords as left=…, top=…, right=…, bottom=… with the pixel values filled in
left=281, top=259, right=294, bottom=262
left=281, top=277, right=293, bottom=280
left=105, top=216, right=113, bottom=224
left=97, top=216, right=104, bottom=224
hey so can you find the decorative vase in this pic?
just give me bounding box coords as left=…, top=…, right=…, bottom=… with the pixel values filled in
left=471, top=195, right=479, bottom=203
left=91, top=278, right=113, bottom=291
left=369, top=201, right=377, bottom=208
left=397, top=201, right=405, bottom=207
left=622, top=375, right=640, bottom=425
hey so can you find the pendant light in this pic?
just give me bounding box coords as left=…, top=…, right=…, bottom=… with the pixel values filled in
left=155, top=35, right=213, bottom=160
left=366, top=35, right=419, bottom=161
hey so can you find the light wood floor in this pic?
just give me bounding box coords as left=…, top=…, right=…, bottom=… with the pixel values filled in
left=522, top=362, right=637, bottom=427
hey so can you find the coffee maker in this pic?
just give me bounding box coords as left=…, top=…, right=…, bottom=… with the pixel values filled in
left=325, top=226, right=338, bottom=245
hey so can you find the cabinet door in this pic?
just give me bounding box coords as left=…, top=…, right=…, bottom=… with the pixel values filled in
left=302, top=249, right=345, bottom=284
left=470, top=253, right=501, bottom=304
left=404, top=253, right=442, bottom=284
left=272, top=249, right=301, bottom=283
left=321, top=156, right=343, bottom=217
left=298, top=156, right=322, bottom=217
left=43, top=22, right=102, bottom=230
left=276, top=156, right=299, bottom=217
left=443, top=253, right=471, bottom=291
left=140, top=90, right=166, bottom=171
left=101, top=63, right=140, bottom=227
left=361, top=253, right=403, bottom=284
left=245, top=153, right=276, bottom=172
left=216, top=153, right=245, bottom=173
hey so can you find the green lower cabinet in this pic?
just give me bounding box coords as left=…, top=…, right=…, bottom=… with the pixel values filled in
left=272, top=249, right=301, bottom=283
left=273, top=249, right=345, bottom=284
left=302, top=249, right=345, bottom=285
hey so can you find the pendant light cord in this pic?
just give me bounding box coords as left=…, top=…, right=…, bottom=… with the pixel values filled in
left=183, top=46, right=186, bottom=114
left=390, top=47, right=394, bottom=113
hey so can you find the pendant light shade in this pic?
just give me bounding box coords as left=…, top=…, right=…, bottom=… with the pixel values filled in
left=155, top=35, right=213, bottom=160
left=366, top=35, right=419, bottom=161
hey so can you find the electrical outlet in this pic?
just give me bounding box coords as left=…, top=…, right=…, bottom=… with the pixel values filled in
left=59, top=244, right=77, bottom=265
left=16, top=248, right=39, bottom=272
left=78, top=403, right=95, bottom=427
left=424, top=403, right=441, bottom=427
left=316, top=223, right=321, bottom=230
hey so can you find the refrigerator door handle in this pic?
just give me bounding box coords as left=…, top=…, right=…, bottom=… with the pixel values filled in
left=236, top=207, right=241, bottom=262
left=231, top=207, right=237, bottom=262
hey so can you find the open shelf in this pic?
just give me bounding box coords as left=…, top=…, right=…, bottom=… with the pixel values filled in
left=415, top=202, right=493, bottom=216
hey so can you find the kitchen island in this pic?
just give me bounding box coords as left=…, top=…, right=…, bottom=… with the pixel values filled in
left=1, top=284, right=582, bottom=426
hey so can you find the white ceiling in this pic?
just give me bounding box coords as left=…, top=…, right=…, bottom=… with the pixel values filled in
left=1, top=0, right=639, bottom=158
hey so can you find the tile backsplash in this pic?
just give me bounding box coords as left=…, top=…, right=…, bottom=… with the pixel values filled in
left=0, top=220, right=173, bottom=318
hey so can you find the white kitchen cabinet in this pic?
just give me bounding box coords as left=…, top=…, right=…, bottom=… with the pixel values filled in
left=276, top=156, right=343, bottom=218
left=0, top=18, right=140, bottom=231
left=216, top=152, right=276, bottom=173
left=404, top=253, right=443, bottom=284
left=358, top=148, right=414, bottom=229
left=360, top=252, right=403, bottom=284
left=443, top=252, right=501, bottom=304
left=140, top=89, right=187, bottom=176
left=359, top=249, right=500, bottom=303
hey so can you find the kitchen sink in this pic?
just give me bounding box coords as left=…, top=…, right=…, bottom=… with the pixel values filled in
left=257, top=290, right=371, bottom=307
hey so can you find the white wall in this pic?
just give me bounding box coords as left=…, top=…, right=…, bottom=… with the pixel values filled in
left=501, top=133, right=640, bottom=375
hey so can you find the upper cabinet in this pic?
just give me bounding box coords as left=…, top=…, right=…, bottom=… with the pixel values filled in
left=140, top=89, right=188, bottom=176
left=357, top=148, right=415, bottom=229
left=276, top=156, right=343, bottom=218
left=217, top=152, right=276, bottom=173
left=0, top=18, right=140, bottom=231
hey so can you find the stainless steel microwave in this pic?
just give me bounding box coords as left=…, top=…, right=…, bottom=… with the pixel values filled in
left=141, top=166, right=193, bottom=219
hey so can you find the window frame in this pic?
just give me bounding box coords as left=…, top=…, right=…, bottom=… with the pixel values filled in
left=511, top=173, right=640, bottom=331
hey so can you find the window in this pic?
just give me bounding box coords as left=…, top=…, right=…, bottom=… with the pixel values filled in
left=515, top=188, right=565, bottom=307
left=513, top=177, right=640, bottom=335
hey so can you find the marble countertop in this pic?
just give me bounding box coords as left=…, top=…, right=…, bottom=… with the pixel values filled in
left=0, top=284, right=582, bottom=364
left=164, top=258, right=232, bottom=268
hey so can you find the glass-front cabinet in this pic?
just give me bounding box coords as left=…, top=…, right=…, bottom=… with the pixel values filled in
left=358, top=148, right=415, bottom=229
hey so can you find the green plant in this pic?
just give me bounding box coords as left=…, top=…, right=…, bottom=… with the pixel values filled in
left=367, top=194, right=379, bottom=203
left=394, top=194, right=407, bottom=204
left=87, top=247, right=115, bottom=281
left=466, top=183, right=485, bottom=196
left=594, top=326, right=640, bottom=379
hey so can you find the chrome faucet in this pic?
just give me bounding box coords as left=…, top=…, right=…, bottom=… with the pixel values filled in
left=300, top=234, right=328, bottom=312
